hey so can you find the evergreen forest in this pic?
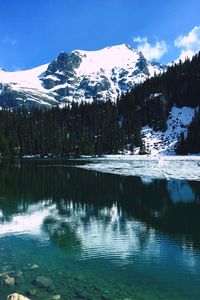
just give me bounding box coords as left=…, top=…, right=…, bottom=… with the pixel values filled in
left=0, top=52, right=200, bottom=157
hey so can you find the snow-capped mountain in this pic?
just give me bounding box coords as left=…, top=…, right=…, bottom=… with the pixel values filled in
left=0, top=44, right=165, bottom=109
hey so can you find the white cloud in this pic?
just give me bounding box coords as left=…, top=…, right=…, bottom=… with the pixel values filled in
left=175, top=26, right=200, bottom=51
left=133, top=37, right=147, bottom=43
left=133, top=36, right=168, bottom=61
left=174, top=26, right=200, bottom=62
left=2, top=36, right=17, bottom=46
left=177, top=50, right=195, bottom=62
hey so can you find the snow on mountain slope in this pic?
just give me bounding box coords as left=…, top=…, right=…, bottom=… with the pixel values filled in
left=0, top=64, right=59, bottom=108
left=75, top=44, right=141, bottom=75
left=42, top=44, right=165, bottom=104
left=0, top=44, right=165, bottom=108
left=141, top=106, right=196, bottom=155
left=0, top=64, right=48, bottom=90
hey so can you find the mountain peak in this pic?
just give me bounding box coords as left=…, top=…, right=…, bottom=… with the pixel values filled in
left=0, top=45, right=165, bottom=109
left=73, top=44, right=138, bottom=56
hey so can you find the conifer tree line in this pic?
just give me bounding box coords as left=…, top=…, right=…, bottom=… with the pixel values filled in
left=118, top=52, right=200, bottom=154
left=176, top=108, right=200, bottom=154
left=0, top=101, right=128, bottom=157
left=0, top=51, right=200, bottom=157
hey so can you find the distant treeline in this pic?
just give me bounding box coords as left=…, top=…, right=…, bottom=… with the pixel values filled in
left=0, top=52, right=200, bottom=157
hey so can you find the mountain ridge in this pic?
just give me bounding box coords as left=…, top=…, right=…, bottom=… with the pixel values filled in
left=0, top=44, right=165, bottom=109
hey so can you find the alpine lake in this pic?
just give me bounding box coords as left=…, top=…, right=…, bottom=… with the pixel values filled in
left=0, top=159, right=200, bottom=300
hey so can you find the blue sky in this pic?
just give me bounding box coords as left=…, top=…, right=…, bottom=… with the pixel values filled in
left=0, top=0, right=200, bottom=70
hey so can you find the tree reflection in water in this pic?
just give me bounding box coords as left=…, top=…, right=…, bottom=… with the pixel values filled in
left=0, top=159, right=200, bottom=253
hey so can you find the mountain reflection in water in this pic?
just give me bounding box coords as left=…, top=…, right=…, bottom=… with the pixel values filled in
left=0, top=161, right=200, bottom=252
left=0, top=160, right=200, bottom=299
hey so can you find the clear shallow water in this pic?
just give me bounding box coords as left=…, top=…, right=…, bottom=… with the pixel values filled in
left=0, top=160, right=200, bottom=299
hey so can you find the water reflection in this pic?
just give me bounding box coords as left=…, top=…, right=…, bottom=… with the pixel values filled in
left=0, top=201, right=55, bottom=239
left=167, top=180, right=195, bottom=203
left=0, top=161, right=200, bottom=299
left=0, top=161, right=199, bottom=255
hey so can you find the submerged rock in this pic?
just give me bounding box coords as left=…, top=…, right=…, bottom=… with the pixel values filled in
left=51, top=295, right=61, bottom=300
left=7, top=293, right=30, bottom=300
left=33, top=275, right=53, bottom=288
left=1, top=274, right=15, bottom=287
left=30, top=264, right=39, bottom=270
left=26, top=289, right=36, bottom=296
left=5, top=276, right=15, bottom=287
left=15, top=271, right=23, bottom=277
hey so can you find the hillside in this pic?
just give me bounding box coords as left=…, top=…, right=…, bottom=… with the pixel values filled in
left=118, top=52, right=200, bottom=154
left=0, top=50, right=199, bottom=156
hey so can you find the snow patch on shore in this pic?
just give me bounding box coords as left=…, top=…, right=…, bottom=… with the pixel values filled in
left=142, top=106, right=196, bottom=155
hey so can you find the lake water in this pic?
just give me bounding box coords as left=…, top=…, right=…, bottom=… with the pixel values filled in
left=0, top=159, right=200, bottom=299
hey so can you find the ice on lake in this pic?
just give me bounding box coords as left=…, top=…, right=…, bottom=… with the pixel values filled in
left=78, top=155, right=200, bottom=181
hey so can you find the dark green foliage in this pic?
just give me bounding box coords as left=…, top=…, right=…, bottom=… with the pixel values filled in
left=176, top=132, right=187, bottom=155
left=0, top=101, right=127, bottom=157
left=177, top=108, right=200, bottom=154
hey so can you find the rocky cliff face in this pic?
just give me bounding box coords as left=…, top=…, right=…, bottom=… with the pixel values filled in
left=0, top=44, right=165, bottom=109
